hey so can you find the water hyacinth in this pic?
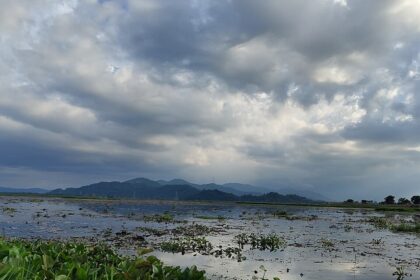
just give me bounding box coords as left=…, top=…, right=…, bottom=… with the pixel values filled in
left=0, top=239, right=206, bottom=280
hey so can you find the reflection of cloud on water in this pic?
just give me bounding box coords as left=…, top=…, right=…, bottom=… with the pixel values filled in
left=1, top=197, right=418, bottom=280
left=153, top=248, right=400, bottom=280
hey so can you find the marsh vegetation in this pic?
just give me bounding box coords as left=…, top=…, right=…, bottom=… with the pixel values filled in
left=0, top=196, right=418, bottom=279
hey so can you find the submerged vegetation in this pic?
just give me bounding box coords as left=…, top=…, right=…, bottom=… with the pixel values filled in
left=0, top=197, right=418, bottom=279
left=160, top=237, right=247, bottom=262
left=391, top=223, right=420, bottom=233
left=234, top=233, right=285, bottom=251
left=320, top=238, right=335, bottom=249
left=367, top=217, right=390, bottom=229
left=366, top=217, right=420, bottom=233
left=0, top=239, right=206, bottom=280
left=143, top=213, right=176, bottom=223
left=194, top=215, right=226, bottom=221
left=393, top=266, right=411, bottom=280
left=160, top=237, right=213, bottom=255
left=172, top=224, right=214, bottom=237
left=2, top=207, right=16, bottom=215
left=159, top=232, right=286, bottom=263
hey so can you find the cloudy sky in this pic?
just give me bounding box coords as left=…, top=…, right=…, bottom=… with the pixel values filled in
left=1, top=0, right=419, bottom=200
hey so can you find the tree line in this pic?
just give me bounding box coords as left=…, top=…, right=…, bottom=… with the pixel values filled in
left=345, top=195, right=420, bottom=205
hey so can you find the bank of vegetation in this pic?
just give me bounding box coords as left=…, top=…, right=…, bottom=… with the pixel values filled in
left=0, top=239, right=206, bottom=280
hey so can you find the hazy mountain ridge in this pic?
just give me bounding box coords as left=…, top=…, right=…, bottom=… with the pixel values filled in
left=0, top=177, right=323, bottom=202
left=48, top=178, right=316, bottom=203
left=0, top=187, right=48, bottom=194
left=50, top=182, right=199, bottom=200
left=157, top=179, right=248, bottom=195
left=155, top=178, right=327, bottom=200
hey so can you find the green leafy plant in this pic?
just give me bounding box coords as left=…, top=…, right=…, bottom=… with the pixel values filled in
left=0, top=238, right=206, bottom=280
left=143, top=213, right=175, bottom=223
left=234, top=233, right=285, bottom=251
left=390, top=223, right=420, bottom=233
left=392, top=266, right=409, bottom=280
left=320, top=238, right=334, bottom=248
left=160, top=237, right=213, bottom=255
left=367, top=217, right=420, bottom=233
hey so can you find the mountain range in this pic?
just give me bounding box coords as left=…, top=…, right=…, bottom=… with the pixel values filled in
left=156, top=179, right=328, bottom=200
left=0, top=187, right=48, bottom=194
left=48, top=177, right=317, bottom=203
left=0, top=177, right=327, bottom=202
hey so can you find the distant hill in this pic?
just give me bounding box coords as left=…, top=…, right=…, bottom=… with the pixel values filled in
left=48, top=178, right=316, bottom=204
left=0, top=177, right=324, bottom=203
left=156, top=179, right=244, bottom=195
left=156, top=179, right=326, bottom=200
left=50, top=182, right=199, bottom=200
left=0, top=187, right=48, bottom=194
left=158, top=178, right=197, bottom=187
left=157, top=179, right=267, bottom=196
left=197, top=183, right=248, bottom=196
left=222, top=183, right=273, bottom=195
left=275, top=188, right=330, bottom=201
left=187, top=189, right=237, bottom=201
left=124, top=177, right=162, bottom=187
left=188, top=190, right=312, bottom=203
left=240, top=192, right=314, bottom=203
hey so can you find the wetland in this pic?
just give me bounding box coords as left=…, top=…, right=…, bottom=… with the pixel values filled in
left=0, top=196, right=418, bottom=280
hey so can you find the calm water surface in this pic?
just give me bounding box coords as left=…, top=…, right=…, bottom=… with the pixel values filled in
left=0, top=197, right=418, bottom=280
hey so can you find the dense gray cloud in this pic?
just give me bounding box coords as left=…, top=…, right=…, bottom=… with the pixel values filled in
left=0, top=0, right=419, bottom=200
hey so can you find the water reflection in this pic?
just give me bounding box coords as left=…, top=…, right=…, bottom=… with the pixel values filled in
left=0, top=197, right=418, bottom=280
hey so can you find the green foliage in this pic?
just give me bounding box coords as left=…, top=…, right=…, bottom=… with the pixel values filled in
left=172, top=224, right=212, bottom=237
left=370, top=238, right=383, bottom=245
left=271, top=211, right=288, bottom=218
left=320, top=238, right=334, bottom=248
left=143, top=213, right=175, bottom=223
left=160, top=237, right=213, bottom=255
left=234, top=233, right=285, bottom=251
left=392, top=266, right=408, bottom=280
left=367, top=217, right=420, bottom=233
left=384, top=195, right=395, bottom=205
left=374, top=207, right=419, bottom=213
left=2, top=207, right=16, bottom=215
left=397, top=198, right=411, bottom=205
left=411, top=195, right=420, bottom=205
left=0, top=239, right=206, bottom=280
left=366, top=217, right=390, bottom=229
left=212, top=246, right=245, bottom=262
left=390, top=223, right=420, bottom=233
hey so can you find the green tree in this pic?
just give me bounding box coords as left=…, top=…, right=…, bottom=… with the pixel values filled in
left=384, top=195, right=395, bottom=205
left=411, top=195, right=420, bottom=205
left=397, top=197, right=411, bottom=205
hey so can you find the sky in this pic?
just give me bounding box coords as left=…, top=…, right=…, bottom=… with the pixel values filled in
left=0, top=0, right=419, bottom=200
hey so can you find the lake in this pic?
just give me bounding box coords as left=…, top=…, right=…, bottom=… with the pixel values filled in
left=0, top=196, right=418, bottom=280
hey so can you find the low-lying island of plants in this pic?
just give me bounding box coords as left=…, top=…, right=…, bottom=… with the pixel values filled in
left=0, top=239, right=206, bottom=280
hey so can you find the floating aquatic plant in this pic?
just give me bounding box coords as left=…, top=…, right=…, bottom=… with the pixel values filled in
left=234, top=233, right=285, bottom=251
left=0, top=238, right=206, bottom=279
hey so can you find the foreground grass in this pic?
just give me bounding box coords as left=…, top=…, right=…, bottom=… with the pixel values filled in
left=0, top=239, right=206, bottom=280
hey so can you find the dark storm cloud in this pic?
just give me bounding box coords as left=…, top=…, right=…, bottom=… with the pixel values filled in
left=115, top=0, right=399, bottom=100
left=342, top=121, right=418, bottom=143
left=0, top=0, right=419, bottom=199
